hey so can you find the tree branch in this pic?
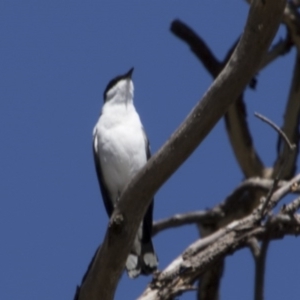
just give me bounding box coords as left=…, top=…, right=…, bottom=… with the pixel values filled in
left=283, top=2, right=300, bottom=51
left=225, top=97, right=265, bottom=177
left=170, top=20, right=222, bottom=77
left=259, top=35, right=293, bottom=69
left=140, top=215, right=300, bottom=299
left=265, top=173, right=300, bottom=212
left=171, top=18, right=270, bottom=298
left=254, top=239, right=269, bottom=300
left=139, top=174, right=300, bottom=300
left=273, top=52, right=300, bottom=178
left=171, top=19, right=265, bottom=179
left=282, top=195, right=300, bottom=214
left=255, top=112, right=296, bottom=151
left=75, top=1, right=286, bottom=299
left=152, top=210, right=221, bottom=236
left=152, top=177, right=300, bottom=236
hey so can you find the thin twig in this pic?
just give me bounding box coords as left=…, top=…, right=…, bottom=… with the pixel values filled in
left=254, top=112, right=296, bottom=215
left=254, top=112, right=296, bottom=151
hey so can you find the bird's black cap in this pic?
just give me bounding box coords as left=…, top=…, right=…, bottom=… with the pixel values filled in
left=103, top=68, right=134, bottom=101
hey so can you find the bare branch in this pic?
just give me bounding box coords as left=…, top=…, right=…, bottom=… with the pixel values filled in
left=197, top=260, right=224, bottom=300
left=254, top=112, right=297, bottom=217
left=153, top=178, right=300, bottom=236
left=171, top=15, right=297, bottom=181
left=247, top=237, right=260, bottom=259
left=170, top=19, right=222, bottom=77
left=140, top=174, right=300, bottom=300
left=225, top=33, right=293, bottom=178
left=140, top=213, right=300, bottom=299
left=283, top=2, right=300, bottom=51
left=152, top=210, right=221, bottom=236
left=156, top=175, right=300, bottom=294
left=171, top=16, right=262, bottom=181
left=225, top=98, right=265, bottom=177
left=259, top=36, right=293, bottom=69
left=274, top=52, right=300, bottom=178
left=254, top=239, right=269, bottom=300
left=246, top=0, right=300, bottom=51
left=76, top=2, right=286, bottom=299
left=265, top=173, right=300, bottom=212
left=244, top=0, right=300, bottom=181
left=254, top=112, right=296, bottom=151
left=281, top=195, right=300, bottom=214
left=171, top=19, right=265, bottom=178
left=224, top=44, right=264, bottom=178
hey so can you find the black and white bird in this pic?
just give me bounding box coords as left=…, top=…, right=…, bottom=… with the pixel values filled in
left=92, top=68, right=158, bottom=278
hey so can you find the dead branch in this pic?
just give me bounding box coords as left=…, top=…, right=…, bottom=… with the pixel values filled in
left=170, top=20, right=221, bottom=77
left=171, top=19, right=265, bottom=178
left=254, top=239, right=269, bottom=300
left=139, top=174, right=300, bottom=300
left=259, top=35, right=293, bottom=69
left=152, top=210, right=221, bottom=236
left=282, top=195, right=300, bottom=214
left=254, top=112, right=296, bottom=151
left=283, top=2, right=300, bottom=51
left=274, top=53, right=300, bottom=178
left=225, top=97, right=265, bottom=177
left=152, top=177, right=300, bottom=235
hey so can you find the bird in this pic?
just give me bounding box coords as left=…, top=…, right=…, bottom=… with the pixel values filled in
left=92, top=68, right=158, bottom=278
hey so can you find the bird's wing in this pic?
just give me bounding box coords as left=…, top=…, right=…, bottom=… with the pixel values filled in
left=92, top=133, right=114, bottom=217
left=142, top=127, right=151, bottom=160
left=141, top=127, right=154, bottom=238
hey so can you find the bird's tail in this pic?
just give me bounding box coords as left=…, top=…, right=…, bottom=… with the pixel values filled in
left=141, top=239, right=158, bottom=275
left=125, top=230, right=158, bottom=278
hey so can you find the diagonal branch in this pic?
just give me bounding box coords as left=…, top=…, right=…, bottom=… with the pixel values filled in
left=274, top=52, right=300, bottom=178
left=75, top=1, right=286, bottom=299
left=171, top=13, right=292, bottom=298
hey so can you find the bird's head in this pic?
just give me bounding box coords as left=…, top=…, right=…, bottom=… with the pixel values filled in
left=103, top=68, right=134, bottom=105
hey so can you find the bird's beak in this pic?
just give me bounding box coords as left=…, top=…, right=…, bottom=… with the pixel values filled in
left=125, top=67, right=134, bottom=79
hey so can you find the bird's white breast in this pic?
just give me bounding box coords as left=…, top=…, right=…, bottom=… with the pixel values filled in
left=94, top=102, right=147, bottom=204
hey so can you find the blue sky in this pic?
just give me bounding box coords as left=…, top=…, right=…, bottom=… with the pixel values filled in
left=1, top=1, right=299, bottom=299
